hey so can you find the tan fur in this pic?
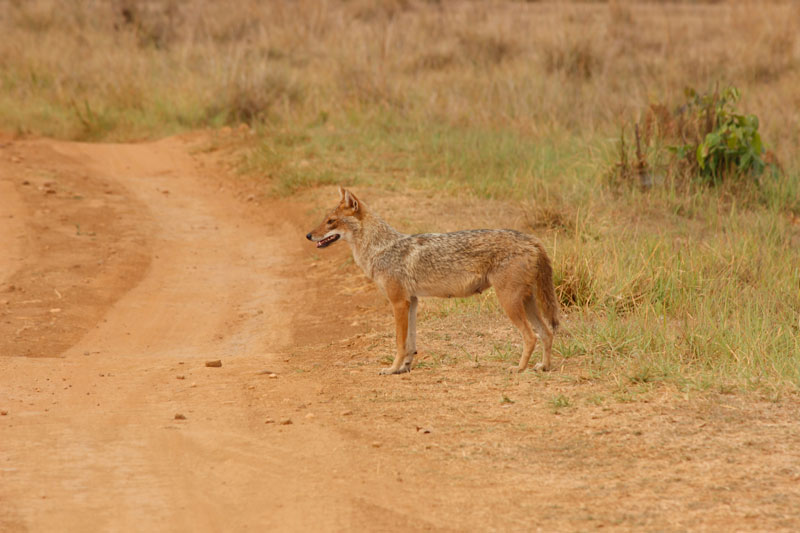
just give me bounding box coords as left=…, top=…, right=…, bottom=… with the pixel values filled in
left=307, top=187, right=560, bottom=375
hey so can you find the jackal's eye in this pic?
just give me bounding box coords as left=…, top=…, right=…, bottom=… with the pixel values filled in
left=326, top=218, right=334, bottom=225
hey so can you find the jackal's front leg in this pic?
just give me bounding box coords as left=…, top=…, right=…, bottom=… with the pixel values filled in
left=380, top=298, right=411, bottom=375
left=401, top=296, right=419, bottom=371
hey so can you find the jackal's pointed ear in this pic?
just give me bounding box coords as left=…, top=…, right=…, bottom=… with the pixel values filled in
left=338, top=186, right=346, bottom=202
left=342, top=188, right=360, bottom=213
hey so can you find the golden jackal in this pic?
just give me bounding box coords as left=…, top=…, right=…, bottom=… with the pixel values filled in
left=306, top=188, right=559, bottom=375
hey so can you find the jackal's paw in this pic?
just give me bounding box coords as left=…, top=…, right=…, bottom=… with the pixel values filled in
left=533, top=362, right=551, bottom=372
left=507, top=365, right=524, bottom=374
left=379, top=365, right=411, bottom=375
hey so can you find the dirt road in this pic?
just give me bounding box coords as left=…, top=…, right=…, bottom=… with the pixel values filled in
left=0, top=135, right=372, bottom=531
left=2, top=135, right=799, bottom=532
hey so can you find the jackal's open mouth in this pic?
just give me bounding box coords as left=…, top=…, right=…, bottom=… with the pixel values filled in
left=316, top=234, right=340, bottom=248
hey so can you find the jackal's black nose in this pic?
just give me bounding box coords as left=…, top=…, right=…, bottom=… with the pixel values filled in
left=305, top=233, right=312, bottom=240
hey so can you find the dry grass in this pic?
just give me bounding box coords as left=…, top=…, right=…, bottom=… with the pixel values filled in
left=1, top=1, right=798, bottom=150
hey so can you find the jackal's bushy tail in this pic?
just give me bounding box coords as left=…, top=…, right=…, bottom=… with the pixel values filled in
left=535, top=249, right=560, bottom=331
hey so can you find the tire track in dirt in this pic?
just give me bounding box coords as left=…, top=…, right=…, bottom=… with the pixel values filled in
left=0, top=161, right=26, bottom=283
left=0, top=139, right=151, bottom=358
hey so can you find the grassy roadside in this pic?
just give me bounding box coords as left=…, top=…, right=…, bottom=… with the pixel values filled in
left=277, top=113, right=800, bottom=394
left=2, top=0, right=798, bottom=394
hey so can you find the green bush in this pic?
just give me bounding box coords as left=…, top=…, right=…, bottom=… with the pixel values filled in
left=682, top=87, right=766, bottom=184
left=611, top=86, right=774, bottom=188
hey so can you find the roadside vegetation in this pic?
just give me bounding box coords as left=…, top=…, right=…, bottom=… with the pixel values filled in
left=2, top=0, right=798, bottom=394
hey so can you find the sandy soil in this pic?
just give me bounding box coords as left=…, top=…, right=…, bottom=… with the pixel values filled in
left=1, top=134, right=799, bottom=532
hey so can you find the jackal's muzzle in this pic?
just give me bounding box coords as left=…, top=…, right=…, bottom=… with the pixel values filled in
left=306, top=232, right=340, bottom=248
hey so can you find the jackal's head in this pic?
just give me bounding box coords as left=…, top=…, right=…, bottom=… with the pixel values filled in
left=305, top=187, right=363, bottom=248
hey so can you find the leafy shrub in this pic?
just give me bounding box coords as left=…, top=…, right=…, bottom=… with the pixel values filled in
left=680, top=87, right=766, bottom=184
left=610, top=86, right=776, bottom=188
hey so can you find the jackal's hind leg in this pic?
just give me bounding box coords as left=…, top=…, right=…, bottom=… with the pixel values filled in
left=525, top=297, right=553, bottom=372
left=495, top=287, right=538, bottom=373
